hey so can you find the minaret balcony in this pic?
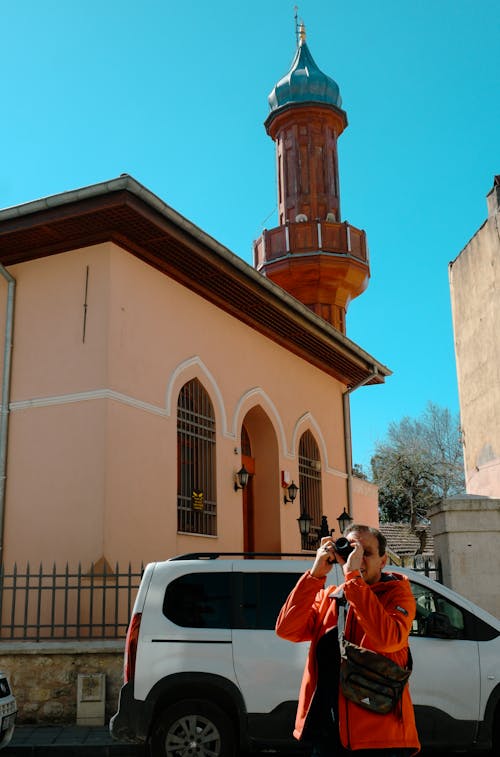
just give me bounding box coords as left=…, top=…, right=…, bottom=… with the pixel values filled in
left=253, top=219, right=368, bottom=270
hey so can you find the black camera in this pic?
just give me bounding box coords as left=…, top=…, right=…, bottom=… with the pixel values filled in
left=332, top=537, right=353, bottom=561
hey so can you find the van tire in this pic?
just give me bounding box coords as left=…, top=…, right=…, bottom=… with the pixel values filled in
left=150, top=698, right=236, bottom=757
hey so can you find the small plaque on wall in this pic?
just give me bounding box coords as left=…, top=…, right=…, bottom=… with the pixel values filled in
left=192, top=490, right=204, bottom=510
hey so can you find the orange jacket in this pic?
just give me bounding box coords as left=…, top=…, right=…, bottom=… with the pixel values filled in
left=276, top=569, right=420, bottom=753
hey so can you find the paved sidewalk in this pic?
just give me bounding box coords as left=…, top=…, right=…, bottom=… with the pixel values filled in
left=4, top=726, right=147, bottom=756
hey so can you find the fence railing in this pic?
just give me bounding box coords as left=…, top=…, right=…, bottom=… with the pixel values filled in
left=387, top=553, right=441, bottom=583
left=0, top=555, right=441, bottom=642
left=0, top=563, right=143, bottom=641
left=409, top=554, right=441, bottom=582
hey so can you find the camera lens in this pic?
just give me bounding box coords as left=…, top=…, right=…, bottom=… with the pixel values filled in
left=333, top=537, right=353, bottom=560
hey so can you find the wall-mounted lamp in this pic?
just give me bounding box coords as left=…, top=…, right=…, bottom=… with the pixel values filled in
left=297, top=511, right=312, bottom=537
left=337, top=507, right=353, bottom=534
left=299, top=512, right=351, bottom=543
left=298, top=512, right=329, bottom=542
left=283, top=480, right=299, bottom=505
left=234, top=465, right=250, bottom=492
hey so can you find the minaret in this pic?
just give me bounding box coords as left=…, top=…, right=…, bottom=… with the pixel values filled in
left=254, top=23, right=370, bottom=334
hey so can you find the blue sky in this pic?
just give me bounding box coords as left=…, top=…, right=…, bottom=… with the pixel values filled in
left=1, top=0, right=499, bottom=471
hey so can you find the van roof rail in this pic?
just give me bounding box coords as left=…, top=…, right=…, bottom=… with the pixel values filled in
left=169, top=552, right=312, bottom=561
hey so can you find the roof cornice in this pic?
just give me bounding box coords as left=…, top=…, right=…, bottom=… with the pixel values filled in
left=0, top=175, right=390, bottom=387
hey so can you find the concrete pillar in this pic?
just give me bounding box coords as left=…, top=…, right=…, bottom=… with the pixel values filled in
left=428, top=495, right=500, bottom=618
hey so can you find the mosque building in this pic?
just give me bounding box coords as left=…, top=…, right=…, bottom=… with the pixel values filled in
left=0, top=25, right=389, bottom=570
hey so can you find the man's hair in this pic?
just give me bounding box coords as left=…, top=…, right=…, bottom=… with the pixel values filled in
left=344, top=523, right=387, bottom=557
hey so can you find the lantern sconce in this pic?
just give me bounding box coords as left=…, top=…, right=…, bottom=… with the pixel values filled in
left=300, top=512, right=352, bottom=543
left=234, top=465, right=250, bottom=492
left=337, top=507, right=353, bottom=534
left=297, top=511, right=312, bottom=537
left=283, top=480, right=299, bottom=505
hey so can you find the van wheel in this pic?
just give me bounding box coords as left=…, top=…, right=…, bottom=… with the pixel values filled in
left=150, top=698, right=236, bottom=757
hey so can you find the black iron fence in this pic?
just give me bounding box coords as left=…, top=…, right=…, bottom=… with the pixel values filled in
left=387, top=554, right=441, bottom=582
left=0, top=563, right=143, bottom=641
left=408, top=554, right=441, bottom=582
left=0, top=555, right=440, bottom=642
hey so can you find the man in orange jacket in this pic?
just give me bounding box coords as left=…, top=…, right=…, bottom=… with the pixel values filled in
left=276, top=524, right=420, bottom=756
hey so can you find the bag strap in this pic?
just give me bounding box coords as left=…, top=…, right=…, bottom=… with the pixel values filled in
left=336, top=598, right=347, bottom=635
left=336, top=598, right=348, bottom=658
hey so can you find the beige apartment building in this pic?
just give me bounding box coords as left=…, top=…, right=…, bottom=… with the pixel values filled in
left=449, top=176, right=500, bottom=496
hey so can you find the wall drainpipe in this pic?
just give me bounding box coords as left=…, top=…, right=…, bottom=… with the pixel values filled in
left=0, top=265, right=16, bottom=564
left=343, top=367, right=379, bottom=520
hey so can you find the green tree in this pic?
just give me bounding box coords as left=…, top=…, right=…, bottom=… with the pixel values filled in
left=371, top=402, right=465, bottom=527
left=352, top=463, right=369, bottom=480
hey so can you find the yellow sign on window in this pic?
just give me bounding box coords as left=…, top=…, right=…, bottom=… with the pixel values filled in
left=192, top=490, right=204, bottom=510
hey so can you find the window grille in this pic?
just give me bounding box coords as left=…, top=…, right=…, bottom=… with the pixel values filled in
left=177, top=379, right=217, bottom=535
left=298, top=431, right=322, bottom=550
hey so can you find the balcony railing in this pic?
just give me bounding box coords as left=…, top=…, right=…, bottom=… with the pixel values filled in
left=254, top=219, right=367, bottom=268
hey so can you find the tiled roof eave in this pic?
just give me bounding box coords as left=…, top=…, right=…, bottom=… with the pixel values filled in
left=0, top=175, right=391, bottom=388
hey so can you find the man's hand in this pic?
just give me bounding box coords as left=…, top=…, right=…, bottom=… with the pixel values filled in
left=310, top=537, right=337, bottom=578
left=342, top=537, right=364, bottom=577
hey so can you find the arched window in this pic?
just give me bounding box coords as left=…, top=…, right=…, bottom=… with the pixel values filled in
left=298, top=430, right=323, bottom=550
left=177, top=379, right=216, bottom=535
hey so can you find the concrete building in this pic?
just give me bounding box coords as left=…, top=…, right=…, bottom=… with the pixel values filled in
left=449, top=176, right=500, bottom=496
left=0, top=29, right=389, bottom=572
left=437, top=176, right=500, bottom=616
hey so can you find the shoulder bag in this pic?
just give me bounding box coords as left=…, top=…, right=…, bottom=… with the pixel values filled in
left=337, top=601, right=412, bottom=715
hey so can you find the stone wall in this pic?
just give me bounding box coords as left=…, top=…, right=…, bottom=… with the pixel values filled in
left=0, top=640, right=124, bottom=724
left=429, top=495, right=500, bottom=617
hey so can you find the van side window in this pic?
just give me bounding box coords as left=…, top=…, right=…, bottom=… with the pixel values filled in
left=238, top=573, right=300, bottom=630
left=162, top=572, right=300, bottom=630
left=163, top=573, right=231, bottom=628
left=410, top=582, right=465, bottom=639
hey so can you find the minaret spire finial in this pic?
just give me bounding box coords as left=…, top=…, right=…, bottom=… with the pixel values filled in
left=294, top=7, right=306, bottom=47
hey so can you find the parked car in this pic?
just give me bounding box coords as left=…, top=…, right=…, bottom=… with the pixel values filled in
left=110, top=552, right=500, bottom=756
left=0, top=672, right=16, bottom=750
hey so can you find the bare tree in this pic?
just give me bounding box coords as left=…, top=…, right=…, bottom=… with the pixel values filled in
left=371, top=402, right=465, bottom=526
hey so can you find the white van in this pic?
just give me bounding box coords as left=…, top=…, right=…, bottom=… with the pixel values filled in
left=110, top=552, right=500, bottom=756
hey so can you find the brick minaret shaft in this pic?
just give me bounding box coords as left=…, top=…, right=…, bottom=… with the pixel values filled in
left=254, top=25, right=370, bottom=334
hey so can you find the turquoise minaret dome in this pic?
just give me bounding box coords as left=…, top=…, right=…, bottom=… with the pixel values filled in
left=267, top=23, right=343, bottom=114
left=255, top=21, right=369, bottom=334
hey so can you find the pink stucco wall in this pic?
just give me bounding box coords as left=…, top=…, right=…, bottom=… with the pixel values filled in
left=351, top=476, right=380, bottom=527
left=0, top=242, right=378, bottom=568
